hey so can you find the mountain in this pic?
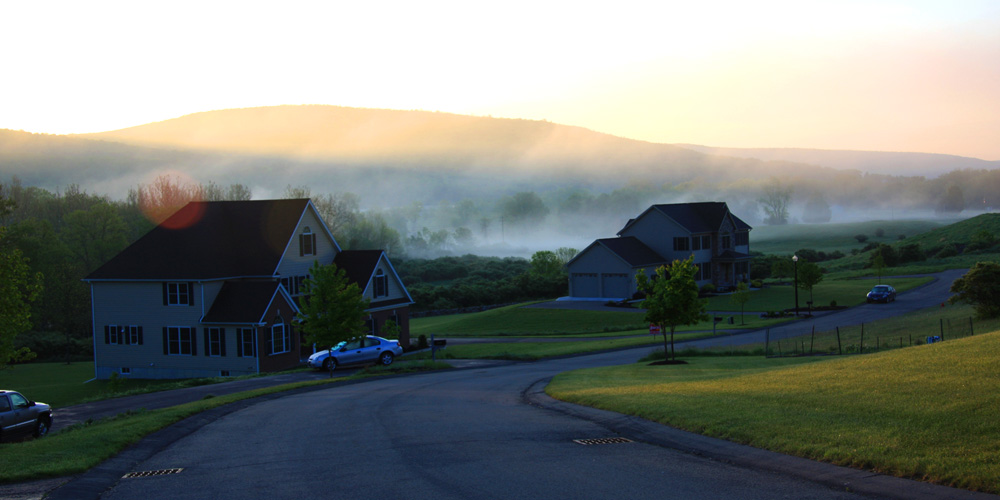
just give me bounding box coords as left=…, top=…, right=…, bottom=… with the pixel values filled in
left=674, top=144, right=1000, bottom=178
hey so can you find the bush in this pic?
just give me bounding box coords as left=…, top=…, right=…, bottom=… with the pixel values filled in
left=949, top=262, right=1000, bottom=318
left=699, top=283, right=716, bottom=295
left=935, top=246, right=959, bottom=259
left=855, top=234, right=869, bottom=243
left=417, top=334, right=428, bottom=350
left=875, top=228, right=885, bottom=237
left=830, top=300, right=837, bottom=307
left=751, top=280, right=763, bottom=288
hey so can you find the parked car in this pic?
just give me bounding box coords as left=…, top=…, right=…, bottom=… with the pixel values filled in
left=0, top=390, right=52, bottom=442
left=306, top=336, right=403, bottom=371
left=866, top=284, right=897, bottom=303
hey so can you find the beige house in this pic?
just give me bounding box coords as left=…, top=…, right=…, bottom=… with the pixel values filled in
left=566, top=202, right=752, bottom=299
left=84, top=199, right=412, bottom=380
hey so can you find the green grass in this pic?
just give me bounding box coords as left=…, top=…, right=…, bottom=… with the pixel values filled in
left=705, top=276, right=931, bottom=312
left=411, top=303, right=649, bottom=337
left=751, top=219, right=949, bottom=255
left=547, top=333, right=1000, bottom=493
left=0, top=362, right=310, bottom=409
left=0, top=360, right=451, bottom=483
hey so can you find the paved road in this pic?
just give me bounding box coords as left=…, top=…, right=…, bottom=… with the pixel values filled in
left=24, top=269, right=990, bottom=500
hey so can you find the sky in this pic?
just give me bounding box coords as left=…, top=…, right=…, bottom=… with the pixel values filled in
left=2, top=0, right=999, bottom=160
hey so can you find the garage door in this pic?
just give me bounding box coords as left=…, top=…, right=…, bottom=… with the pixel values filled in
left=601, top=273, right=630, bottom=299
left=571, top=273, right=599, bottom=298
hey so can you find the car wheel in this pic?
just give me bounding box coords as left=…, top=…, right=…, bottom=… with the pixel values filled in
left=379, top=351, right=394, bottom=366
left=34, top=417, right=50, bottom=438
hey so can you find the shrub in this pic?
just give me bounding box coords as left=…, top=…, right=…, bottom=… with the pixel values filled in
left=830, top=300, right=837, bottom=307
left=417, top=334, right=428, bottom=350
left=949, top=262, right=1000, bottom=318
left=751, top=279, right=763, bottom=288
left=700, top=283, right=716, bottom=295
left=935, top=246, right=959, bottom=259
left=875, top=228, right=885, bottom=237
left=855, top=234, right=869, bottom=243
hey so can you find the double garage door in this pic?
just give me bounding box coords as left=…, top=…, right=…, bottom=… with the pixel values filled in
left=571, top=273, right=631, bottom=299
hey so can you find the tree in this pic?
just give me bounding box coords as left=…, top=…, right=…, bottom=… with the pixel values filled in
left=134, top=174, right=204, bottom=225
left=500, top=192, right=549, bottom=227
left=729, top=282, right=751, bottom=325
left=758, top=179, right=792, bottom=225
left=296, top=261, right=370, bottom=375
left=635, top=256, right=709, bottom=363
left=936, top=184, right=965, bottom=215
left=872, top=253, right=886, bottom=284
left=61, top=203, right=128, bottom=272
left=949, top=262, right=1000, bottom=318
left=529, top=251, right=563, bottom=278
left=796, top=260, right=824, bottom=305
left=0, top=190, right=43, bottom=369
left=801, top=193, right=832, bottom=223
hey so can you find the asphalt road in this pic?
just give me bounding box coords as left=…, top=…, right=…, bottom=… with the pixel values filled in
left=32, top=269, right=995, bottom=500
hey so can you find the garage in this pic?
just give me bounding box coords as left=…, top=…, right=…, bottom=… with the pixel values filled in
left=570, top=273, right=600, bottom=298
left=601, top=273, right=631, bottom=299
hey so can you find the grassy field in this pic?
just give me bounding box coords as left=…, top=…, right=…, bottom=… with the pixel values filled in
left=547, top=331, right=1000, bottom=493
left=705, top=276, right=931, bottom=313
left=751, top=219, right=949, bottom=255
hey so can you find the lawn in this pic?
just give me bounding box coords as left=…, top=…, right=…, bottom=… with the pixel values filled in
left=751, top=219, right=948, bottom=255
left=547, top=332, right=1000, bottom=493
left=707, top=276, right=931, bottom=313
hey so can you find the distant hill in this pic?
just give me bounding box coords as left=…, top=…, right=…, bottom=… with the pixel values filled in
left=2, top=105, right=998, bottom=223
left=674, top=144, right=1000, bottom=178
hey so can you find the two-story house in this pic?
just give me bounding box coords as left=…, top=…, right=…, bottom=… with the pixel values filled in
left=566, top=202, right=751, bottom=299
left=83, top=199, right=413, bottom=379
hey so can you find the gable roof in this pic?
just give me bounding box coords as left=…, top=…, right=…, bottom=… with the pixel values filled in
left=201, top=281, right=297, bottom=324
left=618, top=202, right=752, bottom=235
left=86, top=199, right=314, bottom=280
left=568, top=236, right=667, bottom=268
left=334, top=249, right=415, bottom=306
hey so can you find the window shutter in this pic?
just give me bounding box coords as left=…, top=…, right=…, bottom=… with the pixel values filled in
left=138, top=326, right=144, bottom=345
left=299, top=234, right=304, bottom=256
left=162, top=283, right=168, bottom=305
left=266, top=329, right=273, bottom=355
left=236, top=330, right=244, bottom=357
left=163, top=327, right=168, bottom=355
left=220, top=328, right=227, bottom=356
left=204, top=328, right=210, bottom=356
left=191, top=328, right=197, bottom=356
left=104, top=325, right=110, bottom=344
left=188, top=283, right=195, bottom=306
left=122, top=326, right=130, bottom=345
left=311, top=234, right=317, bottom=254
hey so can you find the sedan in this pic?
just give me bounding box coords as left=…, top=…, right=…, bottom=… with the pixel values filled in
left=866, top=284, right=897, bottom=303
left=0, top=390, right=52, bottom=442
left=306, top=336, right=403, bottom=371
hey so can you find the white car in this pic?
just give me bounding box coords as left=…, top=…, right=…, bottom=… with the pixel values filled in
left=307, top=336, right=403, bottom=371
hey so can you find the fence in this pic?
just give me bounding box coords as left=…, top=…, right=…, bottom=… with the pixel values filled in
left=764, top=316, right=980, bottom=358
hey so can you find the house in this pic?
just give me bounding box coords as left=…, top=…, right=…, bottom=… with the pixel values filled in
left=83, top=199, right=413, bottom=379
left=566, top=202, right=752, bottom=299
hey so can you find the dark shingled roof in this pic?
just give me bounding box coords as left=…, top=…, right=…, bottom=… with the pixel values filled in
left=86, top=199, right=311, bottom=280
left=202, top=281, right=288, bottom=324
left=714, top=249, right=752, bottom=261
left=333, top=250, right=384, bottom=288
left=597, top=237, right=667, bottom=267
left=619, top=202, right=752, bottom=235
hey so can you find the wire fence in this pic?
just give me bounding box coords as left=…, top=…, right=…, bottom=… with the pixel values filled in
left=765, top=316, right=980, bottom=358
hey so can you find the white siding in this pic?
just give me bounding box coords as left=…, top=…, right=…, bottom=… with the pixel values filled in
left=566, top=245, right=638, bottom=299
left=618, top=210, right=689, bottom=261
left=275, top=207, right=339, bottom=279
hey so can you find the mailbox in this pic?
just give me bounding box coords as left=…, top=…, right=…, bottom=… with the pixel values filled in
left=433, top=339, right=447, bottom=347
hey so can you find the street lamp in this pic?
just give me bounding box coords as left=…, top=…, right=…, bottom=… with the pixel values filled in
left=792, top=254, right=799, bottom=316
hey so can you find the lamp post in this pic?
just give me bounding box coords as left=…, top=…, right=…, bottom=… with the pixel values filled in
left=792, top=254, right=799, bottom=316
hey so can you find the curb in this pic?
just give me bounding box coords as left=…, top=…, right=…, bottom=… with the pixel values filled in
left=523, top=377, right=998, bottom=500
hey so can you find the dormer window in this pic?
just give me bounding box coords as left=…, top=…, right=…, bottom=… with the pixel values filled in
left=373, top=269, right=388, bottom=298
left=299, top=227, right=316, bottom=256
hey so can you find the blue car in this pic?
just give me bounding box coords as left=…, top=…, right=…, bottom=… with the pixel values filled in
left=866, top=285, right=896, bottom=303
left=306, top=336, right=403, bottom=371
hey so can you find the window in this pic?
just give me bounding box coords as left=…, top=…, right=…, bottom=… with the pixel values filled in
left=164, top=327, right=196, bottom=355
left=735, top=232, right=749, bottom=246
left=368, top=317, right=377, bottom=335
left=270, top=323, right=290, bottom=355
left=299, top=227, right=316, bottom=256
left=237, top=328, right=256, bottom=357
left=722, top=235, right=732, bottom=250
left=205, top=327, right=226, bottom=357
left=281, top=275, right=309, bottom=296
left=700, top=262, right=712, bottom=281
left=107, top=325, right=119, bottom=344
left=692, top=236, right=702, bottom=251
left=120, top=367, right=131, bottom=375
left=702, top=235, right=711, bottom=249
left=106, top=325, right=143, bottom=345
left=373, top=269, right=388, bottom=298
left=127, top=326, right=141, bottom=345
left=164, top=282, right=193, bottom=306
left=673, top=237, right=690, bottom=251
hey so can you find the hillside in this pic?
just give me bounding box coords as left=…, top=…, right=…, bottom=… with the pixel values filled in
left=676, top=144, right=1000, bottom=177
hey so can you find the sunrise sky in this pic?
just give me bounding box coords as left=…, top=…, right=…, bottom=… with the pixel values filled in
left=2, top=0, right=999, bottom=160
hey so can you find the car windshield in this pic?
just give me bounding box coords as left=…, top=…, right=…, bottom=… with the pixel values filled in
left=872, top=286, right=890, bottom=293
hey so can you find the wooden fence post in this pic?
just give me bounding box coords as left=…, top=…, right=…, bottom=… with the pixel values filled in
left=860, top=323, right=865, bottom=355
left=765, top=329, right=770, bottom=358
left=810, top=325, right=815, bottom=355
left=836, top=327, right=842, bottom=355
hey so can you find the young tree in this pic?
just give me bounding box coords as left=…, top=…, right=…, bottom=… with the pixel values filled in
left=529, top=250, right=563, bottom=278
left=796, top=260, right=824, bottom=305
left=729, top=282, right=751, bottom=325
left=635, top=256, right=709, bottom=363
left=949, top=262, right=1000, bottom=318
left=758, top=179, right=792, bottom=225
left=296, top=261, right=370, bottom=375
